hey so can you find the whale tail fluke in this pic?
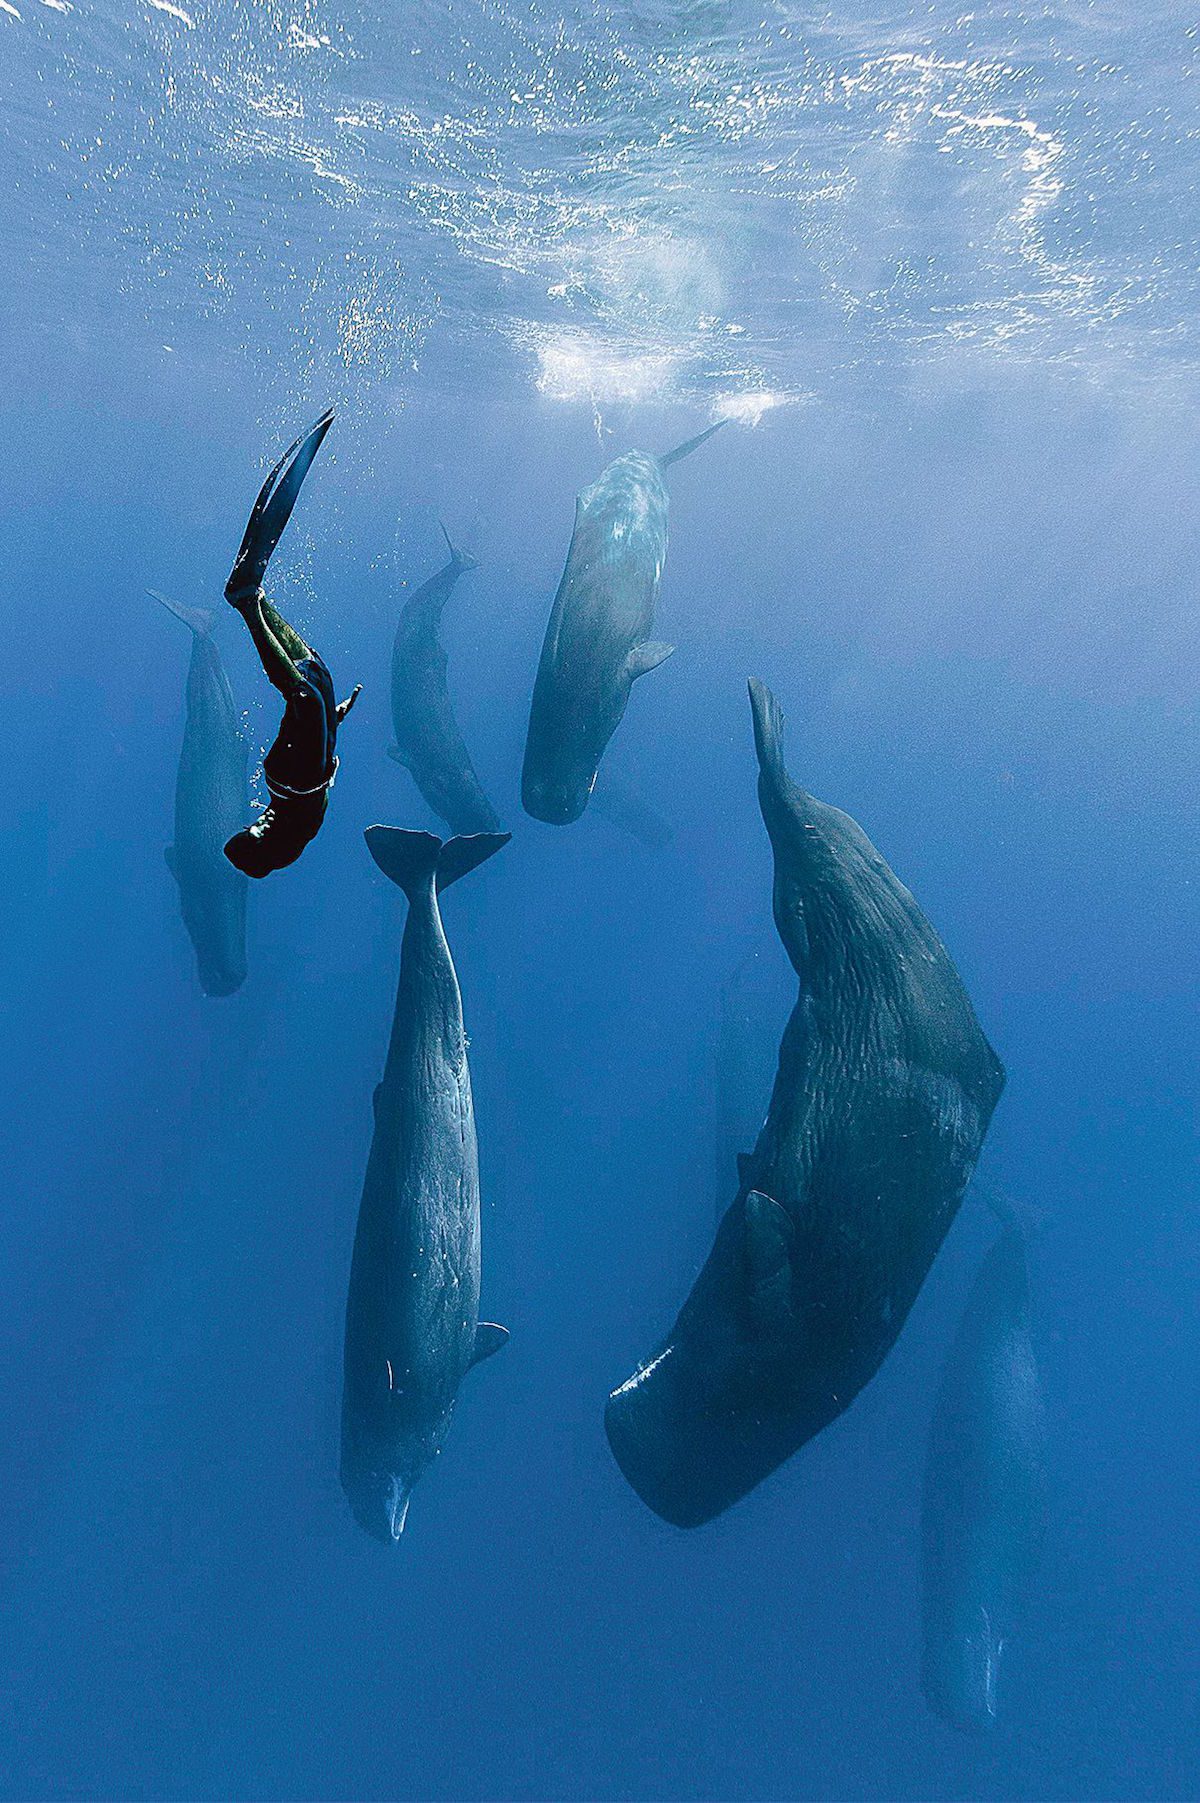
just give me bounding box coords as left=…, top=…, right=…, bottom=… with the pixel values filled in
left=659, top=419, right=727, bottom=469
left=148, top=589, right=217, bottom=637
left=440, top=521, right=479, bottom=574
left=365, top=825, right=510, bottom=899
left=748, top=677, right=786, bottom=783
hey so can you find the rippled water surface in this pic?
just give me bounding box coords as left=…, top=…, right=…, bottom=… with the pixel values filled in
left=6, top=0, right=1200, bottom=402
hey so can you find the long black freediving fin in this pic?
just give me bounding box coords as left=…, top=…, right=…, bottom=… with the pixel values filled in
left=225, top=408, right=334, bottom=598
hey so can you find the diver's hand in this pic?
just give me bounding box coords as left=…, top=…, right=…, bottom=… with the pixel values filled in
left=336, top=684, right=362, bottom=723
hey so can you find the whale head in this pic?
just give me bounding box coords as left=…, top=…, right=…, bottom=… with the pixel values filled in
left=605, top=1191, right=813, bottom=1527
left=343, top=1467, right=415, bottom=1546
left=922, top=1604, right=1006, bottom=1733
left=197, top=945, right=248, bottom=998
left=521, top=761, right=596, bottom=826
left=166, top=847, right=248, bottom=998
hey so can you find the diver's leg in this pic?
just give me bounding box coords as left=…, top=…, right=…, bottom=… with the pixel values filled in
left=229, top=588, right=303, bottom=698
left=258, top=595, right=314, bottom=665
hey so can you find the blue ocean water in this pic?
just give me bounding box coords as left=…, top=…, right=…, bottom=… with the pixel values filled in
left=1, top=1, right=1198, bottom=1797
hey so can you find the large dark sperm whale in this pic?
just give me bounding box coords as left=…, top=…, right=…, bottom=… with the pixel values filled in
left=712, top=949, right=787, bottom=1225
left=389, top=528, right=501, bottom=836
left=605, top=678, right=1005, bottom=1527
left=921, top=1212, right=1047, bottom=1731
left=341, top=825, right=510, bottom=1543
left=521, top=422, right=725, bottom=825
left=150, top=591, right=248, bottom=997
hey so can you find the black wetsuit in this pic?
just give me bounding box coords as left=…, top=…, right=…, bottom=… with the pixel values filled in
left=225, top=654, right=339, bottom=878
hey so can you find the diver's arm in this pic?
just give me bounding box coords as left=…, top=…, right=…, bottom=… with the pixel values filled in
left=336, top=684, right=362, bottom=723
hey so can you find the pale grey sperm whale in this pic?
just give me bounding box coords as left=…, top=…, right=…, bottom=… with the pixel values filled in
left=341, top=825, right=510, bottom=1543
left=921, top=1208, right=1047, bottom=1732
left=521, top=422, right=725, bottom=826
left=150, top=590, right=248, bottom=997
left=388, top=527, right=501, bottom=837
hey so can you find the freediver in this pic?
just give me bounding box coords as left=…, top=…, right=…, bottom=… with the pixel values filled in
left=222, top=409, right=361, bottom=878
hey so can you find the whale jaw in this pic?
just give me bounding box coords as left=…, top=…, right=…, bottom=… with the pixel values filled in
left=387, top=1479, right=411, bottom=1541
left=341, top=1464, right=416, bottom=1546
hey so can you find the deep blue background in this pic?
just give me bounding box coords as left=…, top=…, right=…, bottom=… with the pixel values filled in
left=1, top=0, right=1199, bottom=1790
left=0, top=367, right=1195, bottom=1800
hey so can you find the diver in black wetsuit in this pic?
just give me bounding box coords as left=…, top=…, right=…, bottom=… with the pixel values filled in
left=222, top=410, right=361, bottom=879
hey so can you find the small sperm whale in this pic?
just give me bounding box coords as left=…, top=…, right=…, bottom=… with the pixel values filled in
left=604, top=679, right=1005, bottom=1527
left=150, top=591, right=248, bottom=997
left=388, top=527, right=501, bottom=836
left=590, top=774, right=675, bottom=849
left=341, top=825, right=510, bottom=1543
left=521, top=422, right=725, bottom=825
left=921, top=1214, right=1047, bottom=1732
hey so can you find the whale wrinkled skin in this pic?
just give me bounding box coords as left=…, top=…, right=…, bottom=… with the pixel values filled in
left=152, top=593, right=248, bottom=997
left=521, top=425, right=723, bottom=826
left=340, top=827, right=509, bottom=1543
left=389, top=533, right=500, bottom=836
left=921, top=1224, right=1047, bottom=1732
left=604, top=678, right=1006, bottom=1527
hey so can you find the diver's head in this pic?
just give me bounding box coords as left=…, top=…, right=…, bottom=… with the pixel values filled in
left=224, top=802, right=324, bottom=879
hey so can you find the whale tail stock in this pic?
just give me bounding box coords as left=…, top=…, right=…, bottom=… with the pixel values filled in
left=148, top=589, right=217, bottom=638
left=747, top=677, right=786, bottom=785
left=440, top=521, right=480, bottom=574
left=658, top=418, right=727, bottom=469
left=364, top=825, right=510, bottom=899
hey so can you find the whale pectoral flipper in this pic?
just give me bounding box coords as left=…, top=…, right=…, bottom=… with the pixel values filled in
left=469, top=1323, right=510, bottom=1369
left=743, top=1190, right=795, bottom=1337
left=625, top=641, right=675, bottom=681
